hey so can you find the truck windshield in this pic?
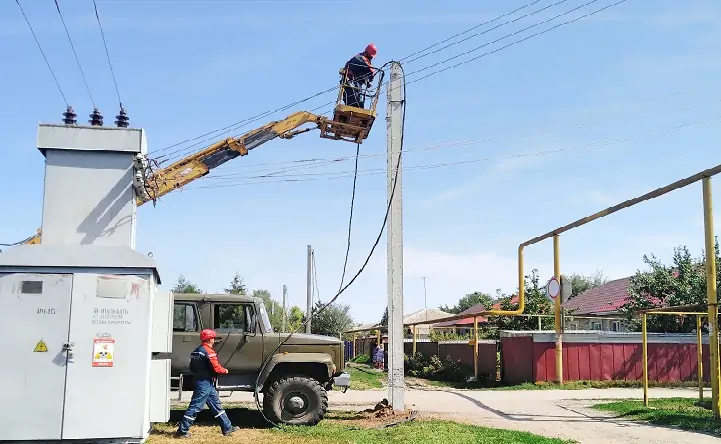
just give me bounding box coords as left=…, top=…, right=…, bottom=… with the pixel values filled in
left=258, top=304, right=273, bottom=333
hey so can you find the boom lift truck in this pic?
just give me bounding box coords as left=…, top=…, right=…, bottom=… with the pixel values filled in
left=18, top=67, right=384, bottom=245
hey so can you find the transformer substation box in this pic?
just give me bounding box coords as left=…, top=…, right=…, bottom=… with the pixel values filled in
left=0, top=244, right=172, bottom=443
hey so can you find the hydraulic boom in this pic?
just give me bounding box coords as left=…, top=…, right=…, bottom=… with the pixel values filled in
left=17, top=64, right=384, bottom=246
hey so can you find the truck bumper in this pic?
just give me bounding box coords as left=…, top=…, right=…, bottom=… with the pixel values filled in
left=332, top=372, right=351, bottom=389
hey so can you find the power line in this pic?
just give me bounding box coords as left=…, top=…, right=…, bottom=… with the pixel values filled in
left=399, top=0, right=544, bottom=62
left=403, top=0, right=628, bottom=86
left=150, top=0, right=568, bottom=158
left=92, top=0, right=123, bottom=107
left=189, top=119, right=720, bottom=189
left=172, top=85, right=712, bottom=173
left=54, top=0, right=96, bottom=108
left=15, top=0, right=69, bottom=106
left=402, top=0, right=569, bottom=65
left=203, top=96, right=721, bottom=179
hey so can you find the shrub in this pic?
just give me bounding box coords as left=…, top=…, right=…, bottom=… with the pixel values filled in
left=403, top=353, right=472, bottom=382
left=351, top=353, right=371, bottom=364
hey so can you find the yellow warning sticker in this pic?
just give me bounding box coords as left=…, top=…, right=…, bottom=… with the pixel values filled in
left=34, top=340, right=48, bottom=353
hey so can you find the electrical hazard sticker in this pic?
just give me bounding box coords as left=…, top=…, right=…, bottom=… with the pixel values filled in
left=92, top=338, right=115, bottom=367
left=33, top=340, right=48, bottom=353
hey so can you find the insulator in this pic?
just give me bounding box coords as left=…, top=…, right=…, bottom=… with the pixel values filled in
left=62, top=106, right=77, bottom=125
left=89, top=108, right=104, bottom=126
left=115, top=106, right=129, bottom=128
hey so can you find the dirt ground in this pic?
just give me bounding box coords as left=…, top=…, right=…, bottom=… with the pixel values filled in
left=175, top=386, right=720, bottom=444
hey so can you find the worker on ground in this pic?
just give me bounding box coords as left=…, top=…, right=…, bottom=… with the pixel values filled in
left=342, top=43, right=378, bottom=108
left=175, top=329, right=240, bottom=439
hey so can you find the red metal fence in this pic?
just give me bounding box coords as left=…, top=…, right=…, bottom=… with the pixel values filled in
left=500, top=331, right=711, bottom=384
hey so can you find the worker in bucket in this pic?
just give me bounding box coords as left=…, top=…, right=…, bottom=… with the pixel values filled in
left=342, top=43, right=378, bottom=108
left=175, top=329, right=240, bottom=439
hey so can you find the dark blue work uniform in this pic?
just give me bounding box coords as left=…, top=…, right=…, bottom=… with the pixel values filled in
left=176, top=343, right=235, bottom=437
left=342, top=52, right=376, bottom=108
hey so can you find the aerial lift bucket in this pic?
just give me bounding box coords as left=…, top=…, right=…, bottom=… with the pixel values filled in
left=319, top=68, right=385, bottom=144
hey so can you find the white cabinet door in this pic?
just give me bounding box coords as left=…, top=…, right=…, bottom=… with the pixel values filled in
left=0, top=273, right=73, bottom=441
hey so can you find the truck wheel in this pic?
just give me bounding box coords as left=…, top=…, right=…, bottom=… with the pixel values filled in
left=263, top=376, right=328, bottom=426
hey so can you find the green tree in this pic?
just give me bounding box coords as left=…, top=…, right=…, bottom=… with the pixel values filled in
left=251, top=289, right=285, bottom=330
left=566, top=270, right=609, bottom=299
left=171, top=275, right=201, bottom=293
left=308, top=300, right=354, bottom=337
left=225, top=272, right=247, bottom=295
left=439, top=291, right=495, bottom=314
left=487, top=269, right=553, bottom=334
left=286, top=306, right=304, bottom=331
left=620, top=241, right=720, bottom=333
left=380, top=307, right=388, bottom=327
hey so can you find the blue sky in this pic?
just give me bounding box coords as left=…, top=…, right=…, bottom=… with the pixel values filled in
left=2, top=0, right=720, bottom=325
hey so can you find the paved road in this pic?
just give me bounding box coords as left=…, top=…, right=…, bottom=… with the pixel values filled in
left=173, top=387, right=718, bottom=444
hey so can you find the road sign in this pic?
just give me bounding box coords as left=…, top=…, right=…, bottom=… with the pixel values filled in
left=546, top=276, right=560, bottom=300
left=560, top=275, right=573, bottom=303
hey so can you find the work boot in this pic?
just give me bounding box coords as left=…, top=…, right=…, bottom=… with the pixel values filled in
left=223, top=426, right=240, bottom=436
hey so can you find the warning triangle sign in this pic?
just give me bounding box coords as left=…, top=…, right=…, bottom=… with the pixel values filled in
left=34, top=340, right=48, bottom=353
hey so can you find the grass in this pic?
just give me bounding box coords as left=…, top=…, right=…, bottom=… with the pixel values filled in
left=148, top=408, right=575, bottom=444
left=347, top=363, right=385, bottom=390
left=592, top=397, right=721, bottom=435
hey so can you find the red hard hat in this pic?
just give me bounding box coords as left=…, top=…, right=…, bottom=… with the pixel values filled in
left=365, top=43, right=377, bottom=57
left=200, top=329, right=217, bottom=342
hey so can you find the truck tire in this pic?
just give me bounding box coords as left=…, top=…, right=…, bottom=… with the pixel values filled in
left=263, top=376, right=328, bottom=426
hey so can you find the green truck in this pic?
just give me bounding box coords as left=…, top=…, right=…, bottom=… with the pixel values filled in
left=169, top=293, right=351, bottom=426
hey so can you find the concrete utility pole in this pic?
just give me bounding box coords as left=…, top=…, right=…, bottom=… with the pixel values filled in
left=282, top=285, right=287, bottom=332
left=306, top=245, right=312, bottom=334
left=386, top=61, right=405, bottom=412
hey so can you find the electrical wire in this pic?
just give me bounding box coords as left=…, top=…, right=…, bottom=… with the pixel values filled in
left=15, top=0, right=69, bottom=106
left=150, top=0, right=568, bottom=158
left=204, top=95, right=720, bottom=179
left=190, top=118, right=720, bottom=189
left=311, top=249, right=321, bottom=304
left=402, top=0, right=569, bottom=65
left=54, top=0, right=96, bottom=108
left=398, top=0, right=543, bottom=62
left=403, top=0, right=628, bottom=87
left=252, top=61, right=406, bottom=427
left=337, top=142, right=361, bottom=293
left=92, top=0, right=123, bottom=107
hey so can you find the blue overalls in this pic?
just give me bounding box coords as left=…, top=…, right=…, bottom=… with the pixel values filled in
left=176, top=343, right=234, bottom=436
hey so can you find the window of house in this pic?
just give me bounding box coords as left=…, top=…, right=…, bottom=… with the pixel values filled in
left=213, top=303, right=254, bottom=332
left=611, top=321, right=620, bottom=332
left=567, top=323, right=578, bottom=330
left=173, top=303, right=198, bottom=332
left=591, top=322, right=602, bottom=330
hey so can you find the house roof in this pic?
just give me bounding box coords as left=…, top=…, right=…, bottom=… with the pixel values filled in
left=434, top=303, right=487, bottom=327
left=433, top=296, right=521, bottom=327
left=563, top=277, right=632, bottom=315
left=348, top=308, right=453, bottom=334
left=404, top=307, right=453, bottom=325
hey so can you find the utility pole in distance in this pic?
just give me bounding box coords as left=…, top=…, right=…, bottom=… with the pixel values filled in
left=306, top=244, right=312, bottom=334
left=282, top=285, right=287, bottom=332
left=386, top=61, right=405, bottom=412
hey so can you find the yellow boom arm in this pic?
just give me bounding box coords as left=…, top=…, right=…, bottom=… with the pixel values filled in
left=18, top=63, right=384, bottom=247
left=137, top=111, right=326, bottom=205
